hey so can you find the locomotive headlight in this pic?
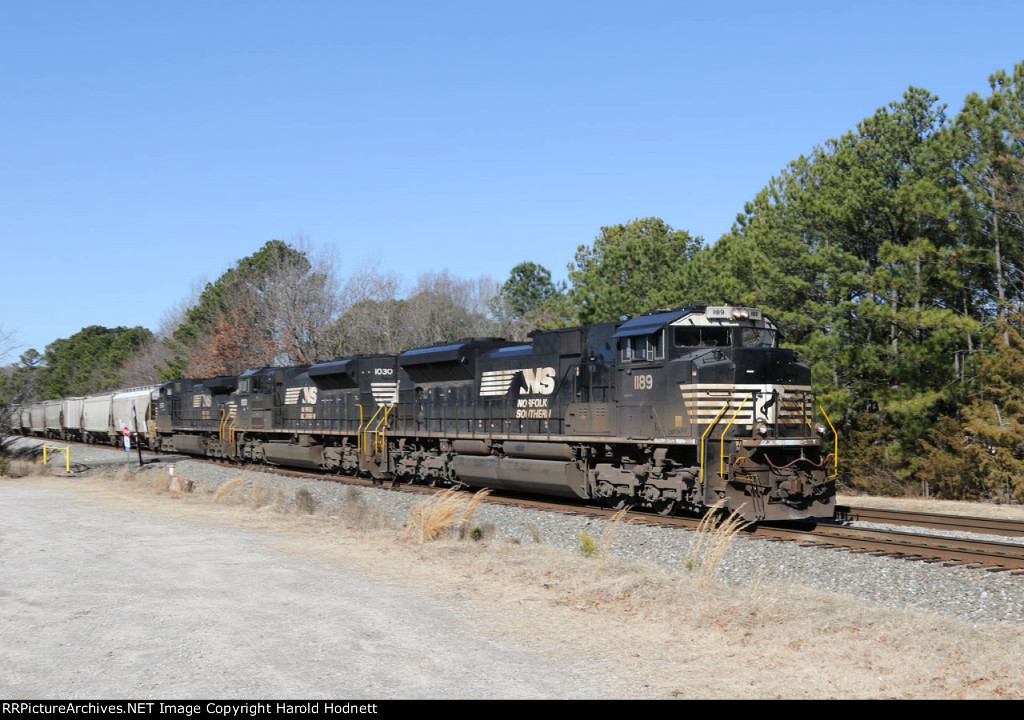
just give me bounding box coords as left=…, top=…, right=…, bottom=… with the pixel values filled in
left=756, top=423, right=769, bottom=436
left=814, top=422, right=827, bottom=436
left=731, top=308, right=750, bottom=319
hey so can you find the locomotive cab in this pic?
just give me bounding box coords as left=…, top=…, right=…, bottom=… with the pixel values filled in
left=607, top=306, right=835, bottom=521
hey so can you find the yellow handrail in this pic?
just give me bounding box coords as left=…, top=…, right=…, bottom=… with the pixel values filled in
left=817, top=402, right=838, bottom=478
left=720, top=392, right=753, bottom=480
left=699, top=402, right=731, bottom=488
left=362, top=405, right=385, bottom=455
left=372, top=406, right=393, bottom=453
left=356, top=404, right=364, bottom=454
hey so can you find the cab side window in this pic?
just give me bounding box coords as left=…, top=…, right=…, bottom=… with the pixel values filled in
left=620, top=331, right=666, bottom=362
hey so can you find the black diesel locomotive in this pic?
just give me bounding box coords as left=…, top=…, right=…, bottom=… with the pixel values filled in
left=154, top=305, right=836, bottom=522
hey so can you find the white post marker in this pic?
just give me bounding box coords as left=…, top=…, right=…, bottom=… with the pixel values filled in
left=123, top=426, right=130, bottom=453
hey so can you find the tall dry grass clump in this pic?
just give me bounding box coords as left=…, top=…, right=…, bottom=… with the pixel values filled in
left=337, top=486, right=394, bottom=531
left=406, top=488, right=491, bottom=543
left=0, top=457, right=52, bottom=478
left=597, top=507, right=631, bottom=570
left=249, top=478, right=273, bottom=508
left=294, top=487, right=317, bottom=514
left=457, top=488, right=492, bottom=539
left=577, top=508, right=632, bottom=566
left=212, top=475, right=246, bottom=504
left=683, top=501, right=749, bottom=587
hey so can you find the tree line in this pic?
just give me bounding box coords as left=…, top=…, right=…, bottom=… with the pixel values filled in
left=5, top=60, right=1024, bottom=501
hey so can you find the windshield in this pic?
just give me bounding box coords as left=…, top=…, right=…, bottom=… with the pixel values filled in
left=673, top=326, right=730, bottom=347
left=739, top=327, right=777, bottom=348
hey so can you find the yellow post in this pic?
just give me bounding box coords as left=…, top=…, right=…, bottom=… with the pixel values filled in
left=43, top=446, right=70, bottom=472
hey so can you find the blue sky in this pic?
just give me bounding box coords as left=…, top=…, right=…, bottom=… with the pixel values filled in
left=2, top=0, right=1022, bottom=358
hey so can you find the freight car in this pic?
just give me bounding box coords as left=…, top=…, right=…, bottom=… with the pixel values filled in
left=16, top=386, right=160, bottom=446
left=153, top=305, right=836, bottom=522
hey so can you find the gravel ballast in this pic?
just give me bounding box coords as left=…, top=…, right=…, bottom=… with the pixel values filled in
left=13, top=438, right=1024, bottom=628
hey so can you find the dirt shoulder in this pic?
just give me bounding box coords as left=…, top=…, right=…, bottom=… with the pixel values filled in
left=3, top=472, right=1024, bottom=699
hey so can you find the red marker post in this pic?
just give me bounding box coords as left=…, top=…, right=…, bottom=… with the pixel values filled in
left=123, top=426, right=131, bottom=453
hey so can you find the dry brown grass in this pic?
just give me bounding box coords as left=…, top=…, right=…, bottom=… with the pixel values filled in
left=86, top=463, right=179, bottom=496
left=250, top=478, right=272, bottom=508
left=8, top=467, right=1024, bottom=697
left=683, top=502, right=750, bottom=587
left=294, top=487, right=317, bottom=514
left=405, top=488, right=491, bottom=543
left=401, top=540, right=1024, bottom=698
left=597, top=507, right=631, bottom=571
left=406, top=488, right=465, bottom=543
left=457, top=488, right=492, bottom=539
left=526, top=523, right=543, bottom=543
left=0, top=458, right=53, bottom=478
left=335, top=487, right=394, bottom=531
left=212, top=475, right=246, bottom=504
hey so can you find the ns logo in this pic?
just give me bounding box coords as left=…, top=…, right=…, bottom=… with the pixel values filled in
left=480, top=367, right=558, bottom=397
left=285, top=386, right=318, bottom=405
left=520, top=367, right=556, bottom=395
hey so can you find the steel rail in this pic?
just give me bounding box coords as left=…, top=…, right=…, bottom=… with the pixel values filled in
left=750, top=522, right=1024, bottom=570
left=836, top=505, right=1024, bottom=538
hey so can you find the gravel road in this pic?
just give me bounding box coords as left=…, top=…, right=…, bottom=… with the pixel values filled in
left=1, top=461, right=633, bottom=698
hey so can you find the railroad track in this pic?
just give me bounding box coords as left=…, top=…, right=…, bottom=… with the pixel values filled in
left=449, top=491, right=1024, bottom=573
left=755, top=522, right=1024, bottom=572
left=18, top=436, right=1024, bottom=573
left=835, top=505, right=1024, bottom=537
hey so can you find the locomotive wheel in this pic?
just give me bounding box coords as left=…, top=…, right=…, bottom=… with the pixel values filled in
left=651, top=498, right=679, bottom=517
left=605, top=495, right=631, bottom=511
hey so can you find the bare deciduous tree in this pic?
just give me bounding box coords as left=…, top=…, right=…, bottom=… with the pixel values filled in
left=337, top=261, right=405, bottom=355
left=398, top=271, right=499, bottom=349
left=0, top=326, right=22, bottom=447
left=262, top=242, right=344, bottom=365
